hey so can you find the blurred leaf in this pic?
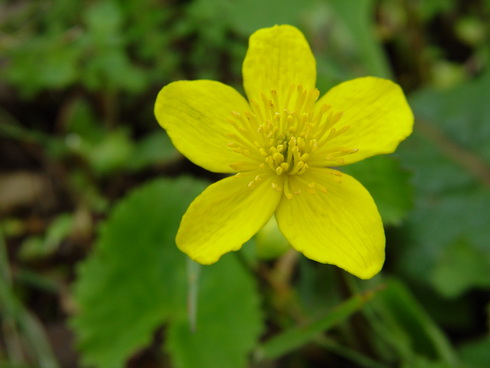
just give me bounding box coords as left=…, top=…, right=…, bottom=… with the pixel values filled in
left=401, top=356, right=470, bottom=368
left=342, top=156, right=413, bottom=226
left=3, top=34, right=82, bottom=96
left=127, top=131, right=179, bottom=172
left=72, top=177, right=263, bottom=368
left=257, top=292, right=375, bottom=361
left=124, top=1, right=172, bottom=61
left=0, top=110, right=66, bottom=156
left=2, top=0, right=149, bottom=94
left=67, top=169, right=109, bottom=213
left=188, top=0, right=389, bottom=83
left=399, top=185, right=490, bottom=287
left=65, top=98, right=105, bottom=143
left=410, top=73, right=490, bottom=163
left=82, top=48, right=147, bottom=92
left=456, top=17, right=487, bottom=47
left=296, top=258, right=340, bottom=317
left=0, top=229, right=60, bottom=368
left=327, top=0, right=391, bottom=78
left=369, top=279, right=458, bottom=365
left=417, top=0, right=458, bottom=21
left=214, top=0, right=315, bottom=35
left=459, top=335, right=490, bottom=368
left=79, top=1, right=147, bottom=92
left=65, top=100, right=158, bottom=176
left=432, top=239, right=490, bottom=298
left=430, top=60, right=467, bottom=89
left=317, top=336, right=392, bottom=368
left=85, top=128, right=134, bottom=177
left=396, top=72, right=490, bottom=294
left=84, top=1, right=124, bottom=43
left=19, top=213, right=73, bottom=260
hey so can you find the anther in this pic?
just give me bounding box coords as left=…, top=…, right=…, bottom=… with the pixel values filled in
left=297, top=163, right=308, bottom=175
left=288, top=161, right=304, bottom=176
left=271, top=182, right=282, bottom=192
left=272, top=152, right=284, bottom=164
left=300, top=153, right=309, bottom=161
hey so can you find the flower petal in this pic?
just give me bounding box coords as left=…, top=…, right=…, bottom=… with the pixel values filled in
left=275, top=168, right=385, bottom=279
left=177, top=171, right=282, bottom=264
left=243, top=25, right=316, bottom=108
left=311, top=77, right=413, bottom=166
left=155, top=80, right=254, bottom=173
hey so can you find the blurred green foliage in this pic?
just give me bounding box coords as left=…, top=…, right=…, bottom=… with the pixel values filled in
left=1, top=0, right=489, bottom=367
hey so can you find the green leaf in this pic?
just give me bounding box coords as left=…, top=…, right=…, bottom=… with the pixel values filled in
left=85, top=128, right=134, bottom=177
left=0, top=109, right=67, bottom=158
left=80, top=1, right=147, bottom=92
left=432, top=239, right=490, bottom=298
left=369, top=279, right=457, bottom=365
left=401, top=356, right=471, bottom=368
left=410, top=72, right=490, bottom=163
left=71, top=177, right=263, bottom=368
left=71, top=177, right=205, bottom=368
left=0, top=229, right=60, bottom=368
left=327, top=0, right=391, bottom=78
left=188, top=0, right=315, bottom=36
left=257, top=292, right=375, bottom=361
left=188, top=0, right=389, bottom=84
left=459, top=335, right=490, bottom=368
left=66, top=98, right=105, bottom=143
left=396, top=73, right=490, bottom=293
left=84, top=1, right=124, bottom=43
left=19, top=213, right=74, bottom=260
left=127, top=131, right=179, bottom=172
left=4, top=34, right=82, bottom=95
left=342, top=155, right=413, bottom=226
left=166, top=253, right=263, bottom=368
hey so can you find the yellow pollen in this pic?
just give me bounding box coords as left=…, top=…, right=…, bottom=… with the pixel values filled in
left=228, top=85, right=358, bottom=197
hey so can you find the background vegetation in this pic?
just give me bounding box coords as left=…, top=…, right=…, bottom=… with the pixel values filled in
left=1, top=0, right=489, bottom=367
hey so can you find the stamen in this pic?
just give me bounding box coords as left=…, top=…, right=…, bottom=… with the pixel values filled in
left=271, top=90, right=279, bottom=111
left=229, top=161, right=260, bottom=171
left=283, top=84, right=295, bottom=109
left=305, top=88, right=320, bottom=112
left=297, top=163, right=309, bottom=175
left=283, top=179, right=293, bottom=200
left=250, top=99, right=265, bottom=123
left=227, top=85, right=356, bottom=198
left=294, top=85, right=306, bottom=112
left=288, top=160, right=304, bottom=176
left=307, top=182, right=316, bottom=194
left=271, top=182, right=282, bottom=192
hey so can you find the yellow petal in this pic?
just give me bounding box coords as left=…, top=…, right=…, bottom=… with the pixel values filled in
left=155, top=80, right=254, bottom=173
left=311, top=77, right=413, bottom=166
left=243, top=25, right=316, bottom=109
left=275, top=168, right=385, bottom=279
left=177, top=171, right=282, bottom=264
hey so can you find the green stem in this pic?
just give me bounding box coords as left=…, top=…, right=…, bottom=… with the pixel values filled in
left=317, top=336, right=392, bottom=368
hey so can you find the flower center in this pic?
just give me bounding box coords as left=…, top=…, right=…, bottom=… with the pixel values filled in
left=262, top=135, right=311, bottom=176
left=227, top=85, right=356, bottom=198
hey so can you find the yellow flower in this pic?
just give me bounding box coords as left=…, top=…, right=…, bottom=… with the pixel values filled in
left=154, top=25, right=413, bottom=279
